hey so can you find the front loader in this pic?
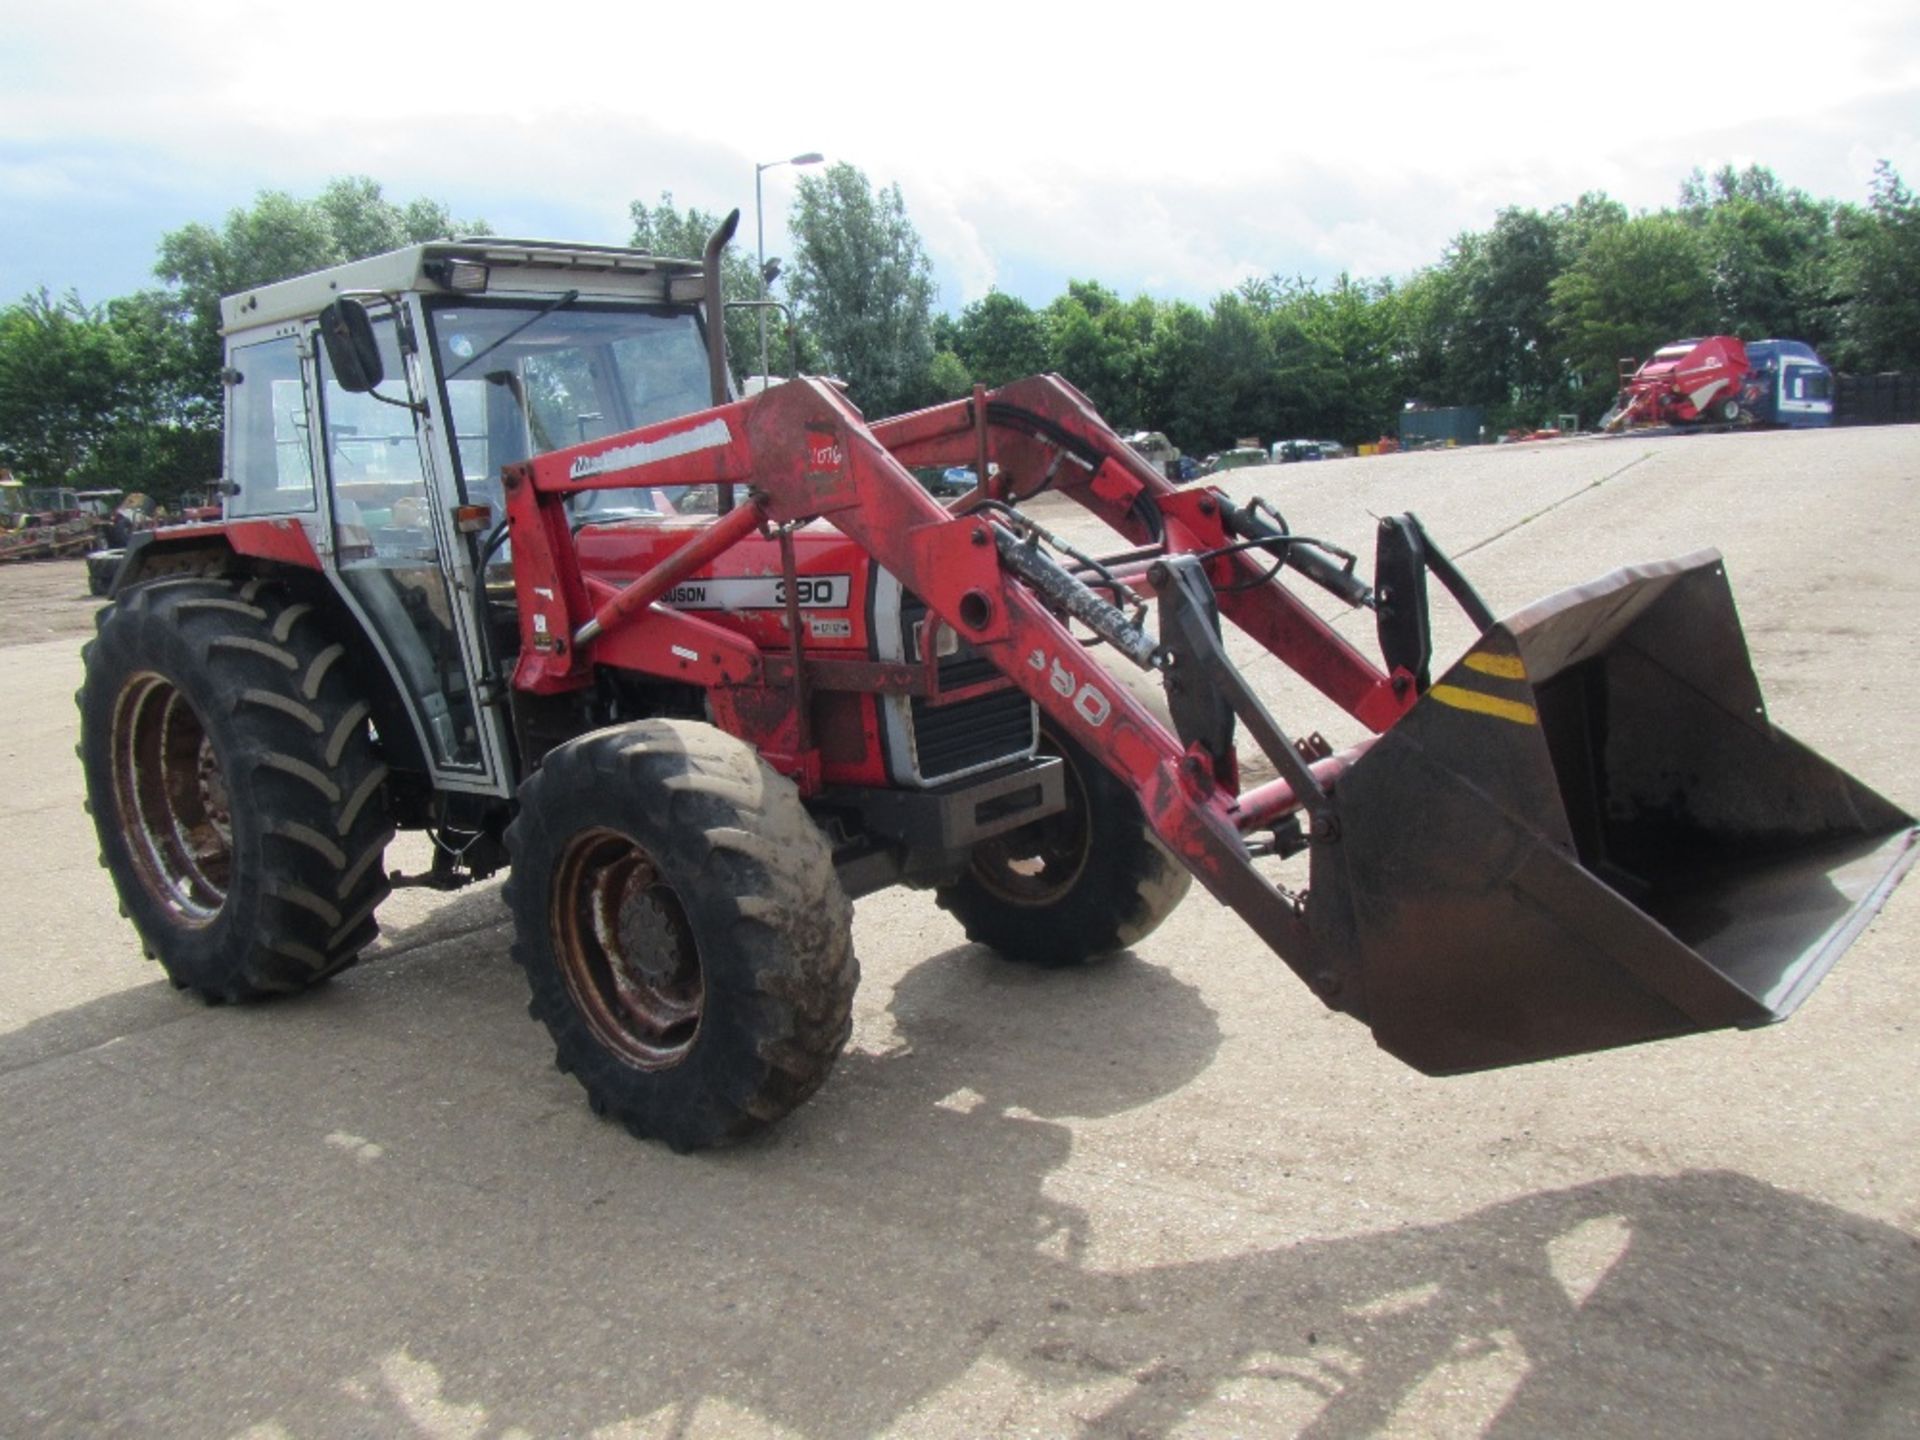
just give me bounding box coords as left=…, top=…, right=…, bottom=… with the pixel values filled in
left=78, top=219, right=1915, bottom=1150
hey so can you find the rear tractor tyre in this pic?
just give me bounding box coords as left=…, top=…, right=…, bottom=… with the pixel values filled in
left=85, top=549, right=122, bottom=598
left=937, top=730, right=1192, bottom=967
left=78, top=576, right=395, bottom=1001
left=505, top=720, right=857, bottom=1151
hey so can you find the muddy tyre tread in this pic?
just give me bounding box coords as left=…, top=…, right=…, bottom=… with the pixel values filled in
left=505, top=720, right=857, bottom=1151
left=78, top=576, right=394, bottom=1001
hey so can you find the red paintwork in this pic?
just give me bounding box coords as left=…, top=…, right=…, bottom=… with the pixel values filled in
left=573, top=521, right=878, bottom=657
left=128, top=517, right=323, bottom=573
left=498, top=374, right=1446, bottom=993
left=580, top=497, right=770, bottom=650
left=511, top=469, right=907, bottom=786
left=1611, top=335, right=1750, bottom=428
left=224, top=518, right=323, bottom=569
left=1231, top=742, right=1377, bottom=832
left=871, top=380, right=1413, bottom=733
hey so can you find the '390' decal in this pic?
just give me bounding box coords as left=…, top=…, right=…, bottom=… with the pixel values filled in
left=1028, top=648, right=1112, bottom=726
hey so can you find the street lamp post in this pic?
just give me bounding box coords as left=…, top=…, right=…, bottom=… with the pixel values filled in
left=755, top=151, right=824, bottom=383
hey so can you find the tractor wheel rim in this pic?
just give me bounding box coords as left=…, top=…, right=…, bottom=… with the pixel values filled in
left=111, top=673, right=231, bottom=923
left=966, top=746, right=1092, bottom=906
left=552, top=828, right=703, bottom=1069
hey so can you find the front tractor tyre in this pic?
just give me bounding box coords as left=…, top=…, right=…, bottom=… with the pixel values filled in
left=78, top=576, right=395, bottom=1001
left=937, top=730, right=1192, bottom=967
left=505, top=720, right=858, bottom=1151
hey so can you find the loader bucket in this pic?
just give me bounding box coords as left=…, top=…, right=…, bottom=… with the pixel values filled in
left=1311, top=551, right=1916, bottom=1073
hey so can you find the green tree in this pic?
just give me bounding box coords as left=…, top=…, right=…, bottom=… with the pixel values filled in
left=89, top=290, right=221, bottom=497
left=1046, top=280, right=1150, bottom=424
left=1247, top=278, right=1325, bottom=441
left=1830, top=162, right=1920, bottom=371
left=1555, top=191, right=1630, bottom=257
left=0, top=291, right=133, bottom=483
left=0, top=289, right=216, bottom=501
left=1305, top=274, right=1403, bottom=445
left=1385, top=192, right=1622, bottom=428
left=1551, top=214, right=1715, bottom=415
left=786, top=164, right=936, bottom=415
left=953, top=291, right=1051, bottom=388
left=1138, top=300, right=1213, bottom=452
left=1400, top=205, right=1592, bottom=428
left=1199, top=290, right=1275, bottom=448
left=156, top=177, right=486, bottom=406
left=1387, top=263, right=1468, bottom=411
left=927, top=349, right=973, bottom=400
left=628, top=191, right=775, bottom=384
left=318, top=177, right=465, bottom=264
left=1679, top=165, right=1835, bottom=344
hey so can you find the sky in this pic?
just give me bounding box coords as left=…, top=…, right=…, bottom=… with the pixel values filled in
left=2, top=0, right=1917, bottom=316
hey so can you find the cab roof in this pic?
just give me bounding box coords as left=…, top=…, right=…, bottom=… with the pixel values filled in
left=220, top=238, right=710, bottom=335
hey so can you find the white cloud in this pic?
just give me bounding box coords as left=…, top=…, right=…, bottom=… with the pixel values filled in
left=2, top=0, right=1916, bottom=307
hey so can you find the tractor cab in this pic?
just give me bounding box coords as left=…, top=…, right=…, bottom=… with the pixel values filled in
left=212, top=239, right=723, bottom=794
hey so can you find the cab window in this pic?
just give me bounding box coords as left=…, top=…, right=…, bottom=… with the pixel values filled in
left=317, top=309, right=486, bottom=771
left=428, top=301, right=718, bottom=521
left=226, top=335, right=317, bottom=516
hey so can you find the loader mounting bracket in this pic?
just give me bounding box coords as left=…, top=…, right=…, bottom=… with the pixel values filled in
left=1374, top=514, right=1498, bottom=692
left=1151, top=554, right=1329, bottom=818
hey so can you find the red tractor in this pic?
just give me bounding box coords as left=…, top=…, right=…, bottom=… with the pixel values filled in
left=79, top=220, right=1916, bottom=1150
left=1601, top=335, right=1750, bottom=431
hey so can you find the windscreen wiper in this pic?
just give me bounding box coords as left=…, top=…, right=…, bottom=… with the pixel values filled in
left=446, top=289, right=581, bottom=380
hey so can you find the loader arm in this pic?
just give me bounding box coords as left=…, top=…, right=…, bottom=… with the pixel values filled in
left=502, top=378, right=1338, bottom=999
left=501, top=375, right=1916, bottom=1075
left=868, top=376, right=1417, bottom=732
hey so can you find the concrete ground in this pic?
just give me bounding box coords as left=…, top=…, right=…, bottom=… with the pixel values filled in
left=2, top=425, right=1916, bottom=1438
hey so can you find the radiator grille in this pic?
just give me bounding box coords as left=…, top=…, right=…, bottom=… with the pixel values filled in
left=900, top=596, right=1036, bottom=782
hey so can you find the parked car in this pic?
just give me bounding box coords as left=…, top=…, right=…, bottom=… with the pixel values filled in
left=1124, top=430, right=1182, bottom=477
left=912, top=464, right=994, bottom=498
left=1314, top=440, right=1347, bottom=459
left=1206, top=447, right=1270, bottom=474
left=1272, top=439, right=1323, bottom=463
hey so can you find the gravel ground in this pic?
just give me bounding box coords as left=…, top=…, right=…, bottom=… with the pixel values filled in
left=1, top=424, right=1915, bottom=1438
left=0, top=557, right=104, bottom=649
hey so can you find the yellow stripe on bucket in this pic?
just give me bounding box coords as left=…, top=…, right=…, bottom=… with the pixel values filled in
left=1463, top=651, right=1528, bottom=681
left=1429, top=683, right=1539, bottom=726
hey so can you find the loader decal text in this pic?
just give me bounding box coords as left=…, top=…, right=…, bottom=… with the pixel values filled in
left=1028, top=648, right=1112, bottom=727
left=567, top=418, right=732, bottom=481
left=660, top=575, right=851, bottom=611
left=806, top=425, right=845, bottom=472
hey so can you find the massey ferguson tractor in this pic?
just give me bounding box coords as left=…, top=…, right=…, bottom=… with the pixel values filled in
left=79, top=217, right=1916, bottom=1150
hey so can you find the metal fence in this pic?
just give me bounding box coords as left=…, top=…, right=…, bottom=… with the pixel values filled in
left=1835, top=372, right=1920, bottom=426
left=1399, top=406, right=1486, bottom=447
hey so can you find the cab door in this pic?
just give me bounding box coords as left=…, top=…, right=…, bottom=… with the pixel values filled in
left=310, top=299, right=511, bottom=796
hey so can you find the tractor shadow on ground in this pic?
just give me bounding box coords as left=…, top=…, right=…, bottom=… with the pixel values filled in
left=3, top=915, right=1915, bottom=1439
left=0, top=878, right=514, bottom=1078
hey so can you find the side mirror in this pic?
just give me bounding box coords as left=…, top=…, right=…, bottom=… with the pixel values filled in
left=317, top=299, right=383, bottom=392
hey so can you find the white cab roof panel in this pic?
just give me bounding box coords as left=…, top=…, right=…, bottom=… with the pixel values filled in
left=220, top=238, right=708, bottom=334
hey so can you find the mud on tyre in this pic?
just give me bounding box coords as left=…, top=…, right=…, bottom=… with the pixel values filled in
left=78, top=575, right=395, bottom=1001
left=937, top=729, right=1191, bottom=967
left=505, top=719, right=858, bottom=1151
